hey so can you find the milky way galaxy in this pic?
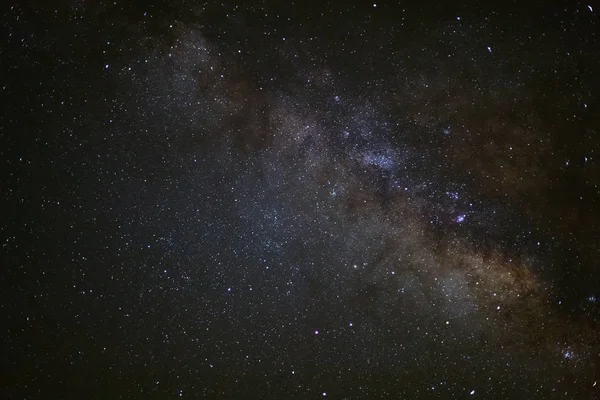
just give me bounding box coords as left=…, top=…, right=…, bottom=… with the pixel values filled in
left=3, top=1, right=600, bottom=399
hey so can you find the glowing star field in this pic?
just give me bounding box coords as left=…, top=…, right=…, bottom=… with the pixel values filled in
left=2, top=1, right=600, bottom=398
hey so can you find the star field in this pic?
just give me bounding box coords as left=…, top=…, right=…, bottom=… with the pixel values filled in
left=2, top=1, right=600, bottom=399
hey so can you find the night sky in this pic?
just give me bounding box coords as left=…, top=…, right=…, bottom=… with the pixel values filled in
left=2, top=1, right=600, bottom=399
